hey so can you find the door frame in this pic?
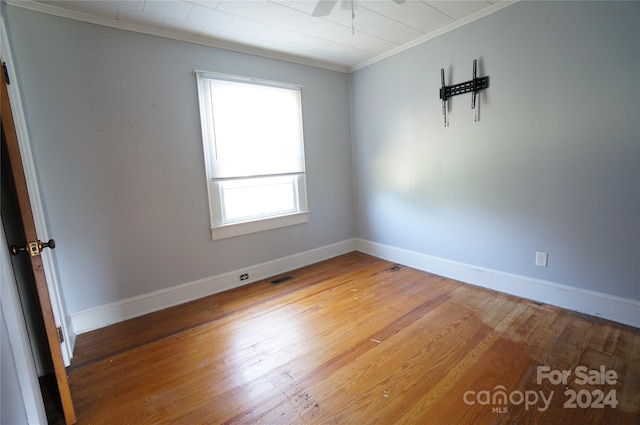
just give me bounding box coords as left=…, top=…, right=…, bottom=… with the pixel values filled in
left=0, top=16, right=74, bottom=364
left=0, top=222, right=48, bottom=424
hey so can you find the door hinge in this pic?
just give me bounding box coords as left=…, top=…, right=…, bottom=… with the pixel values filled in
left=56, top=327, right=64, bottom=343
left=2, top=62, right=10, bottom=85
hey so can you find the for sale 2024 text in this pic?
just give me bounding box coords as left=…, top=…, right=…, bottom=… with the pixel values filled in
left=463, top=365, right=618, bottom=413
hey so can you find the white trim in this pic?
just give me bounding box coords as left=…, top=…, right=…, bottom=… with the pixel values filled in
left=1, top=223, right=48, bottom=425
left=194, top=70, right=303, bottom=91
left=70, top=239, right=356, bottom=334
left=211, top=211, right=309, bottom=240
left=65, top=313, right=76, bottom=355
left=355, top=239, right=640, bottom=329
left=0, top=17, right=74, bottom=365
left=71, top=237, right=639, bottom=334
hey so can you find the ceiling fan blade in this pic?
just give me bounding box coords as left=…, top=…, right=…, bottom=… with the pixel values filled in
left=311, top=0, right=338, bottom=17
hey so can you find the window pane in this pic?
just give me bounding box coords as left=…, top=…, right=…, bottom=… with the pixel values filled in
left=208, top=80, right=304, bottom=178
left=196, top=71, right=309, bottom=237
left=221, top=176, right=297, bottom=222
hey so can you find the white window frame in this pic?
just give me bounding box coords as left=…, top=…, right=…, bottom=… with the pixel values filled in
left=195, top=71, right=309, bottom=240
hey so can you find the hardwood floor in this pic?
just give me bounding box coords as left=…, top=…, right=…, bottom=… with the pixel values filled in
left=66, top=252, right=639, bottom=424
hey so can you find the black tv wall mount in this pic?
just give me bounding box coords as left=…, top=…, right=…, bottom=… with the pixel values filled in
left=439, top=59, right=489, bottom=126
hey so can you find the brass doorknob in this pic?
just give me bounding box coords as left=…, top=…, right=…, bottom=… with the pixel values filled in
left=40, top=239, right=56, bottom=250
left=10, top=239, right=55, bottom=256
left=9, top=244, right=25, bottom=255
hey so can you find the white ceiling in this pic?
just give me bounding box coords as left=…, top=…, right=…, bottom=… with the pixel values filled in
left=16, top=0, right=514, bottom=72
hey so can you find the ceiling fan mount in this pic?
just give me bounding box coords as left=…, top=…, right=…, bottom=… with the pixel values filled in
left=311, top=0, right=406, bottom=18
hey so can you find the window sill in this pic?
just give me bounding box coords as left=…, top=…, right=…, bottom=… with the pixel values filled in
left=210, top=211, right=309, bottom=240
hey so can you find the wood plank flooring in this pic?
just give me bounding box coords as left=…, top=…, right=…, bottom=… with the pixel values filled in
left=65, top=252, right=639, bottom=424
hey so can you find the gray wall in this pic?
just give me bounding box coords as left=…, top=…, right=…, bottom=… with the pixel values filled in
left=5, top=1, right=639, bottom=319
left=351, top=1, right=639, bottom=301
left=4, top=6, right=354, bottom=314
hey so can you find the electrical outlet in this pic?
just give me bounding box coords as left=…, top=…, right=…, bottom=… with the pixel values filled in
left=240, top=273, right=249, bottom=281
left=535, top=252, right=548, bottom=267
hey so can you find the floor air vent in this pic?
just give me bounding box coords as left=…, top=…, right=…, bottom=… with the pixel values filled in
left=271, top=275, right=293, bottom=285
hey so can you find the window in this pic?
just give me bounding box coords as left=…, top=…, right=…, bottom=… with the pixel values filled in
left=195, top=71, right=309, bottom=239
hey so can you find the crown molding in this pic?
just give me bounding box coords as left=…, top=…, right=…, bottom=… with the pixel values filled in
left=349, top=1, right=518, bottom=72
left=6, top=1, right=517, bottom=74
left=5, top=0, right=351, bottom=73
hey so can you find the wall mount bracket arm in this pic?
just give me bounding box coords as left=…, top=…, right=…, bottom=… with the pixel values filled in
left=439, top=59, right=489, bottom=126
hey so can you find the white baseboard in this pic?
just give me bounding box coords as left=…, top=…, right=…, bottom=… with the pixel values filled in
left=65, top=314, right=76, bottom=356
left=354, top=239, right=639, bottom=329
left=71, top=237, right=639, bottom=335
left=70, top=239, right=357, bottom=334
